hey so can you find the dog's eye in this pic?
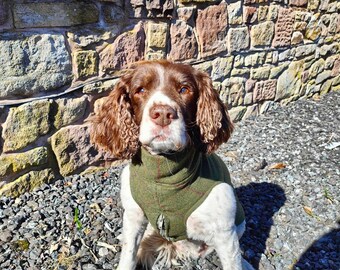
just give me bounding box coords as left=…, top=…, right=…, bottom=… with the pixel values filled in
left=179, top=86, right=189, bottom=94
left=136, top=88, right=145, bottom=95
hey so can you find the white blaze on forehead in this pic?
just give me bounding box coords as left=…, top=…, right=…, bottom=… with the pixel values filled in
left=145, top=91, right=177, bottom=109
left=155, top=64, right=165, bottom=92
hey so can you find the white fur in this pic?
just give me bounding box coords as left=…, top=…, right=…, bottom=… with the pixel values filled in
left=138, top=91, right=188, bottom=154
left=118, top=165, right=254, bottom=270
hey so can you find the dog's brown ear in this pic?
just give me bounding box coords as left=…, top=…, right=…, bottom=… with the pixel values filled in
left=195, top=71, right=234, bottom=154
left=90, top=74, right=139, bottom=159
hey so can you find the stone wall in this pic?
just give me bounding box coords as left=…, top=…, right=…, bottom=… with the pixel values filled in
left=0, top=0, right=339, bottom=197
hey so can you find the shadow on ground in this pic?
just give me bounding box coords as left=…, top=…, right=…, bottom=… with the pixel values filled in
left=236, top=182, right=286, bottom=269
left=294, top=223, right=340, bottom=270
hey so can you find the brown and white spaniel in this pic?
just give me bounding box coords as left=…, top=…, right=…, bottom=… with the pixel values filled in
left=91, top=60, right=253, bottom=270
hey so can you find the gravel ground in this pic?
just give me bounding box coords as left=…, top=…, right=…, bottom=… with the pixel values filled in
left=0, top=91, right=339, bottom=270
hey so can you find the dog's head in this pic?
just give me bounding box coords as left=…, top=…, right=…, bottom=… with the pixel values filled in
left=91, top=60, right=233, bottom=159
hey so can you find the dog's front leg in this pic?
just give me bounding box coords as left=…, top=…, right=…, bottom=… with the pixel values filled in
left=118, top=208, right=147, bottom=269
left=213, top=227, right=243, bottom=270
left=118, top=166, right=147, bottom=270
left=187, top=184, right=244, bottom=270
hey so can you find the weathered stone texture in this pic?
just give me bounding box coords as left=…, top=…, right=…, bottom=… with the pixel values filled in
left=228, top=27, right=250, bottom=52
left=2, top=100, right=51, bottom=152
left=169, top=21, right=198, bottom=61
left=74, top=50, right=98, bottom=80
left=0, top=147, right=48, bottom=178
left=13, top=2, right=99, bottom=28
left=50, top=125, right=111, bottom=176
left=0, top=169, right=54, bottom=198
left=276, top=60, right=304, bottom=101
left=251, top=66, right=271, bottom=80
left=0, top=34, right=72, bottom=99
left=227, top=2, right=242, bottom=25
left=177, top=7, right=196, bottom=22
left=253, top=80, right=277, bottom=102
left=102, top=3, right=125, bottom=23
left=307, top=0, right=320, bottom=10
left=0, top=1, right=8, bottom=25
left=251, top=21, right=275, bottom=47
left=273, top=8, right=294, bottom=47
left=53, top=97, right=88, bottom=129
left=244, top=6, right=257, bottom=24
left=211, top=57, right=234, bottom=81
left=196, top=3, right=228, bottom=56
left=289, top=0, right=308, bottom=6
left=100, top=22, right=145, bottom=72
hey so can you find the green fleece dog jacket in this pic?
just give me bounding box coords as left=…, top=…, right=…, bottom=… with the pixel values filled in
left=130, top=147, right=245, bottom=242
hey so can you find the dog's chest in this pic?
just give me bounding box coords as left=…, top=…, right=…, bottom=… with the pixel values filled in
left=129, top=147, right=233, bottom=241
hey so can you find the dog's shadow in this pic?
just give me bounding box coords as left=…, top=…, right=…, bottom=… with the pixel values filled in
left=236, top=182, right=286, bottom=269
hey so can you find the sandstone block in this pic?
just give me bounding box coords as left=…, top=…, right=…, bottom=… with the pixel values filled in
left=289, top=0, right=308, bottom=6
left=2, top=100, right=51, bottom=152
left=244, top=92, right=253, bottom=105
left=211, top=57, right=234, bottom=81
left=0, top=0, right=8, bottom=25
left=309, top=59, right=325, bottom=79
left=253, top=80, right=277, bottom=102
left=67, top=27, right=121, bottom=49
left=74, top=50, right=98, bottom=80
left=273, top=8, right=294, bottom=47
left=53, top=97, right=88, bottom=129
left=234, top=55, right=244, bottom=68
left=13, top=2, right=99, bottom=28
left=328, top=14, right=339, bottom=34
left=177, top=6, right=196, bottom=22
left=294, top=22, right=307, bottom=31
left=320, top=79, right=333, bottom=95
left=50, top=125, right=111, bottom=176
left=270, top=63, right=290, bottom=79
left=244, top=104, right=259, bottom=119
left=244, top=52, right=266, bottom=66
left=147, top=22, right=168, bottom=49
left=295, top=44, right=317, bottom=58
left=251, top=21, right=275, bottom=47
left=251, top=66, right=271, bottom=80
left=260, top=101, right=275, bottom=114
left=307, top=0, right=320, bottom=10
left=229, top=106, right=246, bottom=122
left=192, top=61, right=212, bottom=74
left=222, top=78, right=245, bottom=107
left=228, top=1, right=242, bottom=25
left=267, top=5, right=279, bottom=21
left=100, top=22, right=145, bottom=72
left=0, top=33, right=72, bottom=99
left=168, top=21, right=198, bottom=61
left=102, top=3, right=125, bottom=23
left=145, top=22, right=168, bottom=60
left=0, top=147, right=48, bottom=178
left=196, top=3, right=228, bottom=57
left=315, top=70, right=332, bottom=85
left=257, top=6, right=268, bottom=22
left=305, top=14, right=321, bottom=41
left=275, top=60, right=304, bottom=101
left=331, top=59, right=340, bottom=77
left=243, top=6, right=257, bottom=24
left=145, top=0, right=174, bottom=17
left=245, top=79, right=256, bottom=92
left=0, top=169, right=54, bottom=198
left=228, top=27, right=250, bottom=52
left=83, top=79, right=118, bottom=94
left=231, top=68, right=250, bottom=77
left=291, top=31, right=304, bottom=45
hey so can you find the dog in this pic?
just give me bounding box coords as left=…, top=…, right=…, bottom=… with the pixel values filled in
left=91, top=60, right=254, bottom=270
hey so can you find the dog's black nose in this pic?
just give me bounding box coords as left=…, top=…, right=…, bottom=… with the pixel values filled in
left=150, top=105, right=177, bottom=127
